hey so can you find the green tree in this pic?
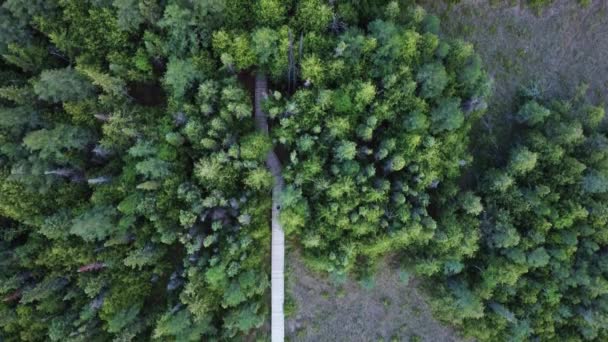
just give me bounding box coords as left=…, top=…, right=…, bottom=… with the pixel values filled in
left=163, top=57, right=202, bottom=99
left=515, top=100, right=551, bottom=125
left=255, top=0, right=287, bottom=27
left=507, top=146, right=537, bottom=174
left=430, top=97, right=464, bottom=133
left=34, top=68, right=95, bottom=103
left=417, top=62, right=448, bottom=99
left=70, top=206, right=118, bottom=241
left=23, top=124, right=92, bottom=163
left=297, top=0, right=333, bottom=32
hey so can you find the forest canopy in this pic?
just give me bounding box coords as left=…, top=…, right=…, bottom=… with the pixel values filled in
left=427, top=95, right=608, bottom=341
left=0, top=0, right=606, bottom=341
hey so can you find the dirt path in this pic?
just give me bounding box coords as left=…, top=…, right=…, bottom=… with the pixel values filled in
left=255, top=73, right=285, bottom=341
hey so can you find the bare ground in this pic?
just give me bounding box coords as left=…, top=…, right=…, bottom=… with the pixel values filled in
left=285, top=252, right=463, bottom=342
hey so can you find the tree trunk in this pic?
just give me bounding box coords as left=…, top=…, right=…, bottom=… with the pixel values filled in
left=255, top=73, right=285, bottom=342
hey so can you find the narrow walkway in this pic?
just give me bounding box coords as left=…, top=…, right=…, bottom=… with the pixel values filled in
left=254, top=73, right=285, bottom=342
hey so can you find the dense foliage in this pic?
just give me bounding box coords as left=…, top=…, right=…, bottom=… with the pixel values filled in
left=1, top=0, right=606, bottom=341
left=0, top=0, right=277, bottom=340
left=427, top=96, right=608, bottom=341
left=0, top=0, right=452, bottom=340
left=271, top=17, right=489, bottom=274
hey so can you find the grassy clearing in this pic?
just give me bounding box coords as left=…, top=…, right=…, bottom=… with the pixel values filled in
left=421, top=0, right=608, bottom=115
left=285, top=251, right=463, bottom=342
